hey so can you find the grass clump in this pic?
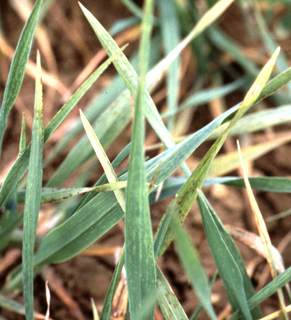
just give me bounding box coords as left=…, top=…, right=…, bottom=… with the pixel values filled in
left=1, top=0, right=291, bottom=319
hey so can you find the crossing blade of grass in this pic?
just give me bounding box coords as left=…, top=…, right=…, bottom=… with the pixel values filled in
left=228, top=267, right=291, bottom=320
left=22, top=51, right=43, bottom=320
left=17, top=183, right=127, bottom=205
left=209, top=176, right=291, bottom=193
left=237, top=141, right=288, bottom=319
left=70, top=143, right=131, bottom=215
left=149, top=175, right=291, bottom=204
left=0, top=0, right=42, bottom=157
left=46, top=89, right=133, bottom=187
left=155, top=48, right=280, bottom=258
left=0, top=49, right=122, bottom=209
left=196, top=191, right=252, bottom=319
left=124, top=0, right=156, bottom=318
left=173, top=218, right=217, bottom=320
left=80, top=110, right=126, bottom=211
left=0, top=294, right=47, bottom=320
left=42, top=49, right=142, bottom=170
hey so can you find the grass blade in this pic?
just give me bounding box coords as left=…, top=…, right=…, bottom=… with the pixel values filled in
left=0, top=0, right=42, bottom=157
left=22, top=51, right=43, bottom=320
left=229, top=267, right=291, bottom=320
left=17, top=183, right=127, bottom=204
left=156, top=265, right=189, bottom=320
left=124, top=0, right=156, bottom=318
left=80, top=110, right=126, bottom=211
left=0, top=294, right=47, bottom=320
left=100, top=249, right=125, bottom=320
left=209, top=176, right=291, bottom=193
left=197, top=191, right=252, bottom=319
left=173, top=218, right=217, bottom=319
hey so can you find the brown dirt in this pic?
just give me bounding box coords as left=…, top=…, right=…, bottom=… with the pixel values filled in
left=1, top=1, right=291, bottom=320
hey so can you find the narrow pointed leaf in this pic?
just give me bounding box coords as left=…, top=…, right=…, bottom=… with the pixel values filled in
left=22, top=51, right=43, bottom=320
left=0, top=0, right=42, bottom=156
left=173, top=218, right=217, bottom=319
left=80, top=110, right=126, bottom=211
left=197, top=192, right=252, bottom=319
left=208, top=104, right=291, bottom=140
left=124, top=0, right=156, bottom=318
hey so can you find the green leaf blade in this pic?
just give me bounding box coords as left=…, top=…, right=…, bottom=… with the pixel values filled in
left=173, top=219, right=217, bottom=320
left=0, top=0, right=42, bottom=157
left=124, top=1, right=156, bottom=318
left=197, top=192, right=252, bottom=320
left=22, top=51, right=43, bottom=320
